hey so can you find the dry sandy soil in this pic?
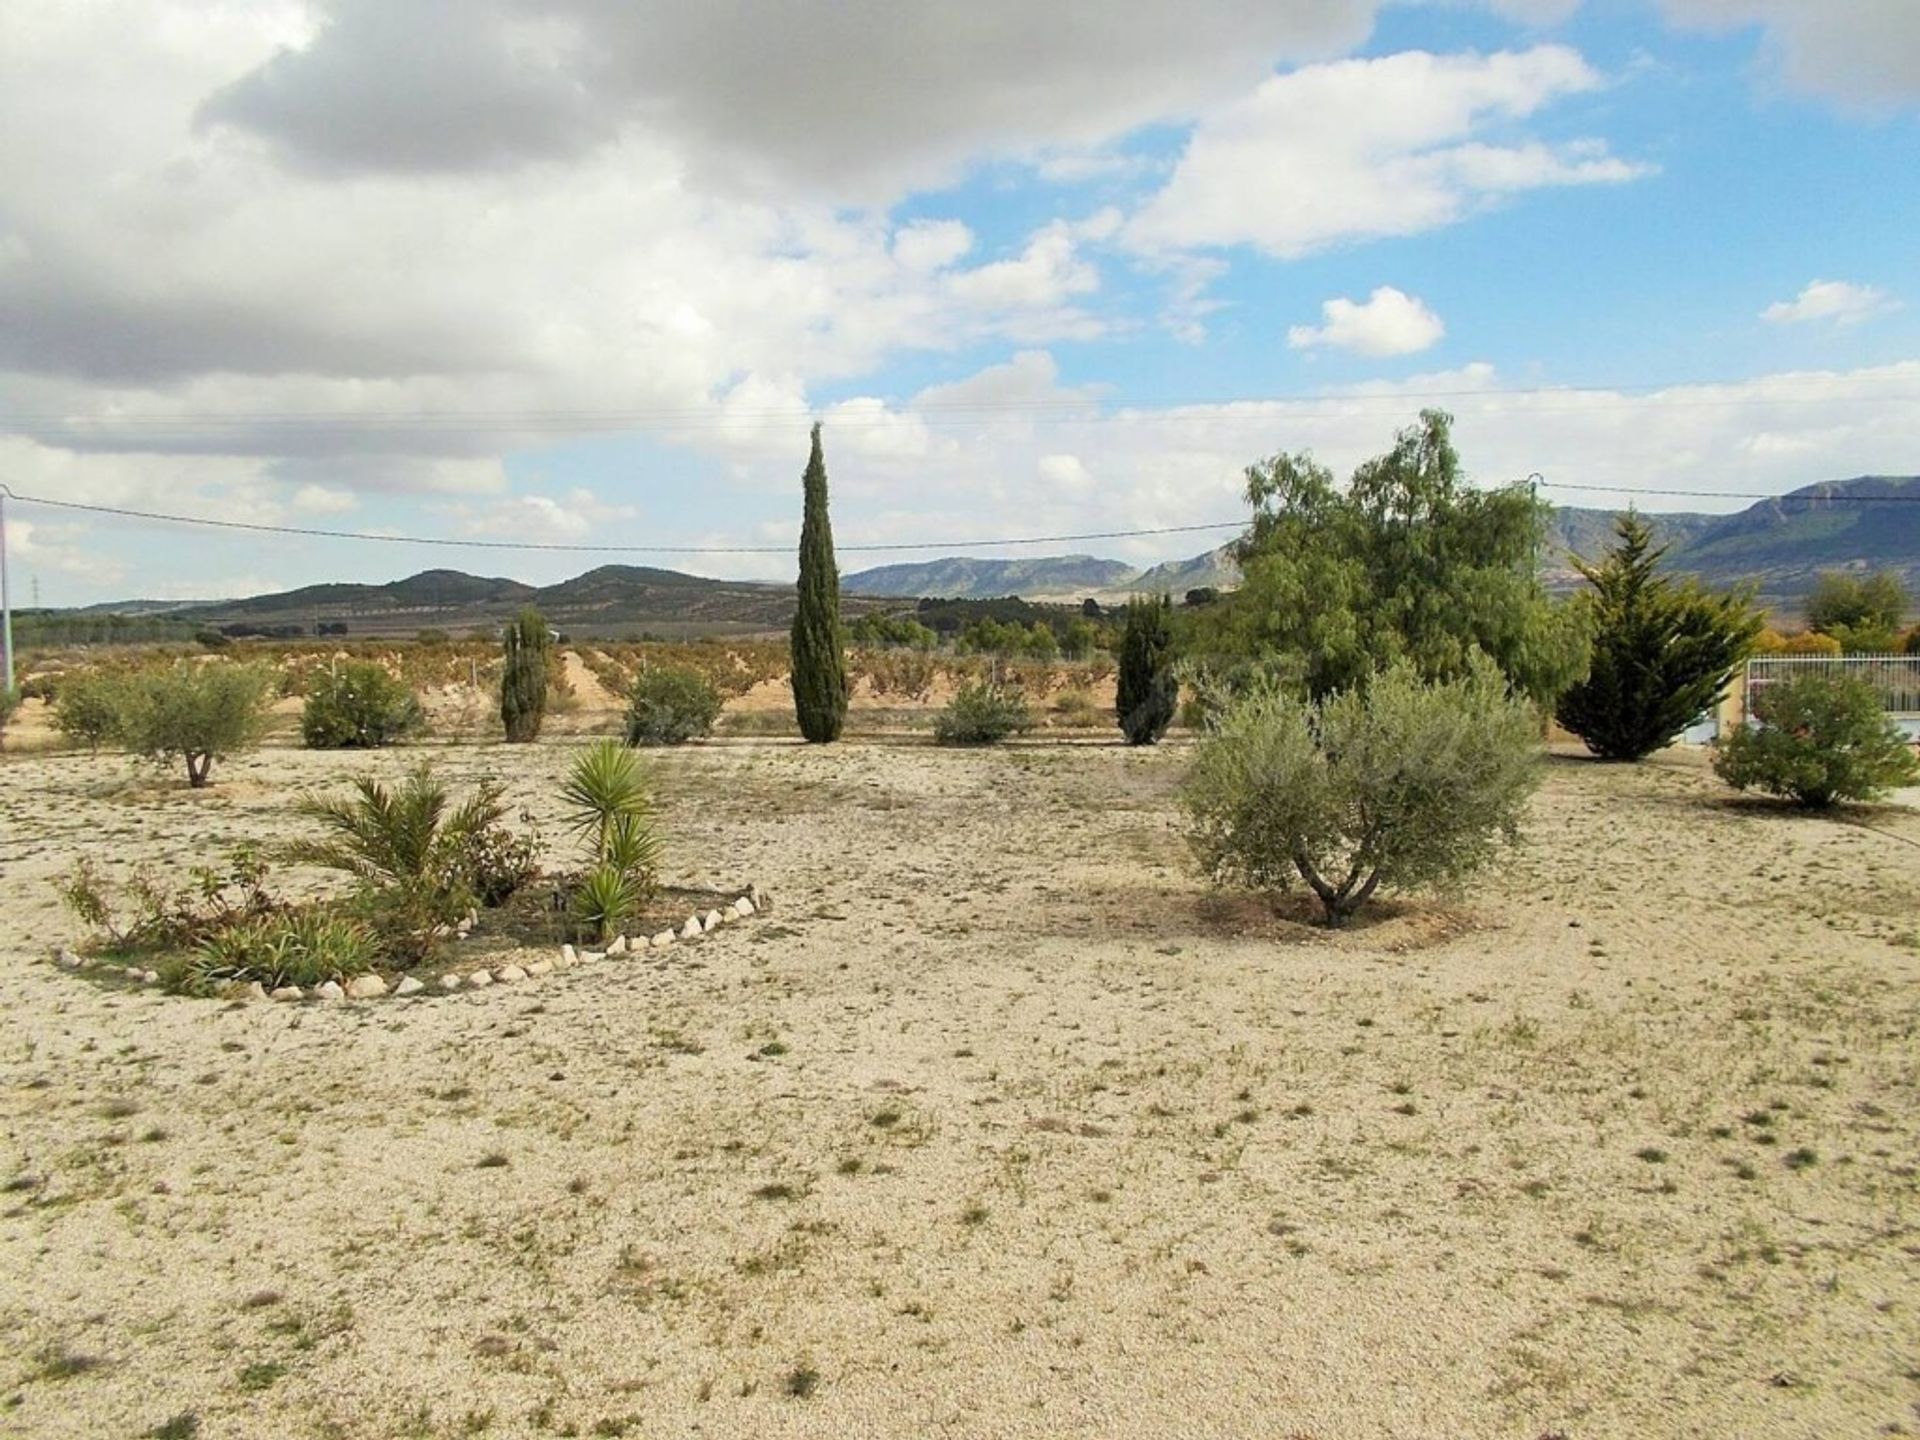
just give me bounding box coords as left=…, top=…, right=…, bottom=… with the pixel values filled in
left=1, top=737, right=1917, bottom=1439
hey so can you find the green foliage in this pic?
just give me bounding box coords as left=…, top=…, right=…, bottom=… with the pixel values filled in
left=56, top=846, right=278, bottom=952
left=1807, top=570, right=1907, bottom=653
left=1061, top=617, right=1099, bottom=661
left=53, top=671, right=122, bottom=752
left=1554, top=513, right=1763, bottom=760
left=934, top=682, right=1034, bottom=745
left=848, top=613, right=938, bottom=650
left=286, top=765, right=512, bottom=961
left=1117, top=594, right=1178, bottom=745
left=114, top=662, right=274, bottom=787
left=300, top=661, right=425, bottom=749
left=625, top=665, right=722, bottom=745
left=791, top=424, right=850, bottom=743
left=1176, top=653, right=1305, bottom=732
left=1183, top=660, right=1541, bottom=924
left=0, top=685, right=18, bottom=750
left=1199, top=411, right=1586, bottom=706
left=501, top=608, right=552, bottom=743
left=561, top=740, right=663, bottom=939
left=181, top=909, right=377, bottom=993
left=1713, top=672, right=1919, bottom=808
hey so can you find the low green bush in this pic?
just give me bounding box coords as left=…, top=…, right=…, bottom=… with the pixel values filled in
left=0, top=686, right=19, bottom=750
left=625, top=666, right=722, bottom=745
left=176, top=909, right=377, bottom=993
left=1714, top=672, right=1919, bottom=808
left=1183, top=660, right=1541, bottom=925
left=935, top=682, right=1033, bottom=746
left=300, top=662, right=425, bottom=748
left=53, top=671, right=123, bottom=752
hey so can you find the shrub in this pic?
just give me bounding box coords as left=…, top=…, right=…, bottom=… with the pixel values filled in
left=1184, top=660, right=1541, bottom=925
left=1554, top=514, right=1762, bottom=760
left=286, top=765, right=512, bottom=962
left=1906, top=625, right=1920, bottom=657
left=561, top=741, right=662, bottom=941
left=178, top=910, right=377, bottom=994
left=1754, top=628, right=1843, bottom=657
left=501, top=608, right=551, bottom=743
left=53, top=671, right=122, bottom=752
left=1807, top=570, right=1907, bottom=646
left=934, top=682, right=1033, bottom=745
left=625, top=666, right=722, bottom=745
left=115, top=662, right=273, bottom=787
left=300, top=662, right=425, bottom=749
left=1713, top=672, right=1919, bottom=808
left=56, top=846, right=278, bottom=953
left=1117, top=594, right=1178, bottom=745
left=0, top=686, right=19, bottom=751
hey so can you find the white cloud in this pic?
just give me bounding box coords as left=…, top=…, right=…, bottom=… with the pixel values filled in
left=945, top=221, right=1101, bottom=311
left=451, top=488, right=638, bottom=543
left=290, top=483, right=357, bottom=513
left=892, top=220, right=974, bottom=274
left=1127, top=47, right=1648, bottom=257
left=1288, top=286, right=1446, bottom=356
left=1038, top=454, right=1097, bottom=493
left=1761, top=279, right=1899, bottom=328
left=1659, top=0, right=1920, bottom=107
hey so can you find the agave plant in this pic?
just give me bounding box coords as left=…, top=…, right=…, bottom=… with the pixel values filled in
left=570, top=863, right=639, bottom=944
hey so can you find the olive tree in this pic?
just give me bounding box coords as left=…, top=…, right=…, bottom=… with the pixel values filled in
left=1183, top=660, right=1541, bottom=925
left=117, top=662, right=274, bottom=787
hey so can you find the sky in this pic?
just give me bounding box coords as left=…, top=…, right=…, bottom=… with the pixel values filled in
left=1, top=0, right=1916, bottom=605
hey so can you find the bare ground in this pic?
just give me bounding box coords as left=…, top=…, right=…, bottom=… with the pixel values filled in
left=0, top=739, right=1917, bottom=1439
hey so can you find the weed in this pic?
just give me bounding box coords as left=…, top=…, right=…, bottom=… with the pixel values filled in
left=237, top=1361, right=284, bottom=1392
left=1784, top=1148, right=1818, bottom=1171
left=477, top=1152, right=510, bottom=1169
left=149, top=1415, right=201, bottom=1440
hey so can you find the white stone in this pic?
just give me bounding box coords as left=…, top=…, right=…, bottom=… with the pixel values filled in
left=466, top=971, right=493, bottom=988
left=582, top=951, right=604, bottom=964
left=56, top=948, right=83, bottom=970
left=141, top=970, right=159, bottom=985
left=344, top=974, right=388, bottom=1000
left=394, top=976, right=426, bottom=997
left=315, top=981, right=345, bottom=1001
left=270, top=986, right=303, bottom=1003
left=242, top=981, right=268, bottom=1002
left=607, top=935, right=627, bottom=955
left=525, top=960, right=554, bottom=978
left=702, top=909, right=724, bottom=932
left=651, top=931, right=674, bottom=949
left=494, top=965, right=528, bottom=983
left=680, top=916, right=702, bottom=940
left=562, top=943, right=578, bottom=965
left=732, top=896, right=755, bottom=918
left=439, top=973, right=464, bottom=991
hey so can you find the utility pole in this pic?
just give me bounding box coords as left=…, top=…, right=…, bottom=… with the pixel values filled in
left=1, top=487, right=14, bottom=693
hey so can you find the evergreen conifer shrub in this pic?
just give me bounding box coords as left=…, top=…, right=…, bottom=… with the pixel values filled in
left=1117, top=594, right=1178, bottom=745
left=501, top=608, right=552, bottom=743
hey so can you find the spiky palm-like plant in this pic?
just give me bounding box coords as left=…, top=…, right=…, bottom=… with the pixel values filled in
left=561, top=741, right=663, bottom=938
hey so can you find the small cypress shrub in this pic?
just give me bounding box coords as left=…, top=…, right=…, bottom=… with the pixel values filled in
left=625, top=666, right=722, bottom=746
left=301, top=661, right=425, bottom=749
left=501, top=608, right=551, bottom=744
left=790, top=424, right=850, bottom=743
left=934, top=682, right=1033, bottom=746
left=1714, top=672, right=1919, bottom=808
left=1116, top=594, right=1177, bottom=745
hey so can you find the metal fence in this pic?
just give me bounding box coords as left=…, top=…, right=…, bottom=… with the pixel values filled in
left=1743, top=654, right=1920, bottom=720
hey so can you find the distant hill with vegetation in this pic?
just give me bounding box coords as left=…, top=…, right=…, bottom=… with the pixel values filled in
left=21, top=476, right=1913, bottom=645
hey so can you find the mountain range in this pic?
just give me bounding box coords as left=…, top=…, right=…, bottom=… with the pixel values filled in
left=37, top=475, right=1919, bottom=635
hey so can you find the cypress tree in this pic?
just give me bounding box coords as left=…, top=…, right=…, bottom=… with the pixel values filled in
left=1117, top=593, right=1178, bottom=745
left=790, top=424, right=849, bottom=743
left=1555, top=513, right=1761, bottom=760
left=501, top=607, right=552, bottom=743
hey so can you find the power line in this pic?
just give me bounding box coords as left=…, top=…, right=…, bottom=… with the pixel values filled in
left=3, top=477, right=1913, bottom=561
left=1538, top=481, right=1920, bottom=503
left=0, top=486, right=1247, bottom=555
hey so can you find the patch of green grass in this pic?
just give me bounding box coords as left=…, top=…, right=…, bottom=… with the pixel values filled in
left=32, top=1345, right=104, bottom=1382
left=237, top=1361, right=284, bottom=1392
left=869, top=1109, right=901, bottom=1129
left=1634, top=1147, right=1668, bottom=1164
left=784, top=1364, right=821, bottom=1399
left=1784, top=1148, right=1818, bottom=1171
left=752, top=1182, right=798, bottom=1202
left=148, top=1414, right=200, bottom=1440
left=476, top=1152, right=510, bottom=1169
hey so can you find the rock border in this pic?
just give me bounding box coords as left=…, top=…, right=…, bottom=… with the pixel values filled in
left=52, top=885, right=770, bottom=1006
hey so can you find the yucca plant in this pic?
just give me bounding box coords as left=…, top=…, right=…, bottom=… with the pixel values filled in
left=560, top=741, right=662, bottom=937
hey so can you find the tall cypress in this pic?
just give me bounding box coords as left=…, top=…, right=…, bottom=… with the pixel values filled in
left=790, top=424, right=849, bottom=743
left=1117, top=593, right=1178, bottom=745
left=501, top=606, right=552, bottom=743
